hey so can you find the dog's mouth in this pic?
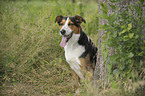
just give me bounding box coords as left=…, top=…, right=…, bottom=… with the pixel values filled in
left=60, top=32, right=73, bottom=47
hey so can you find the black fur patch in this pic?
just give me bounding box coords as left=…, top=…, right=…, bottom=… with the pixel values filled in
left=78, top=29, right=97, bottom=65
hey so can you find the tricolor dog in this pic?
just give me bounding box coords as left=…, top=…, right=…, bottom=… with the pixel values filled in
left=55, top=15, right=97, bottom=90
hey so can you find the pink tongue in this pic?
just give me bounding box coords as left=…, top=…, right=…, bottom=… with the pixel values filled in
left=60, top=36, right=67, bottom=47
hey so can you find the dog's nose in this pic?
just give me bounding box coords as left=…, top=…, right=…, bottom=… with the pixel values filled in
left=60, top=29, right=66, bottom=35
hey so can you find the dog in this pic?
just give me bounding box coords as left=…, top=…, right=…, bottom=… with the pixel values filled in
left=55, top=15, right=97, bottom=90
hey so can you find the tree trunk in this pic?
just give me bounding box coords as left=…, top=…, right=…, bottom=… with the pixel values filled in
left=94, top=0, right=109, bottom=88
left=94, top=0, right=135, bottom=88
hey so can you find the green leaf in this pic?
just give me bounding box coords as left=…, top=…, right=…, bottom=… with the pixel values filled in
left=108, top=12, right=117, bottom=25
left=121, top=25, right=127, bottom=29
left=102, top=12, right=108, bottom=19
left=119, top=29, right=127, bottom=35
left=135, top=35, right=139, bottom=39
left=129, top=33, right=134, bottom=38
left=131, top=5, right=138, bottom=11
left=107, top=74, right=113, bottom=80
left=100, top=2, right=108, bottom=14
left=128, top=52, right=134, bottom=58
left=113, top=69, right=119, bottom=74
left=119, top=64, right=125, bottom=70
left=113, top=69, right=120, bottom=78
left=109, top=0, right=120, bottom=3
left=127, top=23, right=132, bottom=31
left=107, top=64, right=112, bottom=73
left=98, top=13, right=108, bottom=19
left=100, top=24, right=110, bottom=30
left=123, top=35, right=129, bottom=41
left=101, top=42, right=105, bottom=51
left=109, top=54, right=118, bottom=61
left=136, top=1, right=141, bottom=5
left=103, top=49, right=109, bottom=59
left=109, top=4, right=116, bottom=9
left=112, top=33, right=117, bottom=38
left=119, top=23, right=132, bottom=35
left=102, top=35, right=107, bottom=39
left=123, top=36, right=128, bottom=38
left=102, top=31, right=109, bottom=39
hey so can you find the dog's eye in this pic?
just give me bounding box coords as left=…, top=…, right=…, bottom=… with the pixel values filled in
left=68, top=23, right=73, bottom=26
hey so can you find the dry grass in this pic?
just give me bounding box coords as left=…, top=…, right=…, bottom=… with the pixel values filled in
left=0, top=0, right=98, bottom=95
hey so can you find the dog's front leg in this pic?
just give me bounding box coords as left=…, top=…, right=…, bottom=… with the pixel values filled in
left=72, top=70, right=79, bottom=90
left=79, top=57, right=94, bottom=81
left=79, top=58, right=87, bottom=75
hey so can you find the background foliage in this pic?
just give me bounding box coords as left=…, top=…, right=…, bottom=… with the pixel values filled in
left=100, top=0, right=145, bottom=95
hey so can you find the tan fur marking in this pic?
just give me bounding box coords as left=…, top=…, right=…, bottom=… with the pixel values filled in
left=79, top=54, right=94, bottom=81
left=69, top=25, right=80, bottom=34
left=59, top=19, right=66, bottom=30
left=79, top=58, right=87, bottom=73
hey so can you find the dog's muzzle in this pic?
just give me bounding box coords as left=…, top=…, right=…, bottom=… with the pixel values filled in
left=60, top=29, right=66, bottom=35
left=60, top=31, right=73, bottom=47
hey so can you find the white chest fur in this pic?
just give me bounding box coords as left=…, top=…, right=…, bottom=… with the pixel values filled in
left=64, top=34, right=85, bottom=79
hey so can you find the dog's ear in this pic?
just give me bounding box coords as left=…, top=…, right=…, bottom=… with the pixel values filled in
left=55, top=15, right=63, bottom=24
left=74, top=15, right=86, bottom=26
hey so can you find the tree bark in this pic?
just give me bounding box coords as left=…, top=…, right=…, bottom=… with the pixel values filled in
left=94, top=0, right=109, bottom=88
left=94, top=0, right=136, bottom=87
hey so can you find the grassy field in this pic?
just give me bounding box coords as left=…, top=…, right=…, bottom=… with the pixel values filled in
left=1, top=0, right=144, bottom=96
left=0, top=0, right=98, bottom=95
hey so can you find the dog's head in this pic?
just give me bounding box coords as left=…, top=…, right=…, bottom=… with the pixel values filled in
left=55, top=15, right=86, bottom=47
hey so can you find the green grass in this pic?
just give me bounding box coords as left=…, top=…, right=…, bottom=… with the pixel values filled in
left=0, top=0, right=98, bottom=95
